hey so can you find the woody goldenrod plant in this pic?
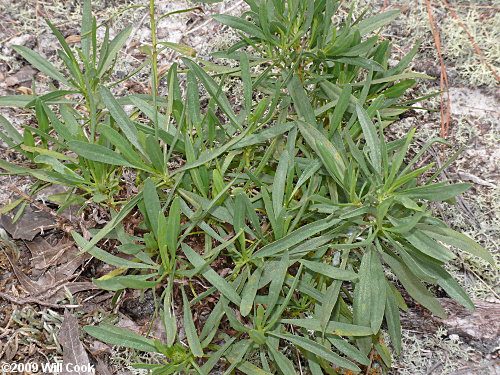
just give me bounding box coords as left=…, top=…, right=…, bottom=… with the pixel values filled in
left=0, top=0, right=494, bottom=374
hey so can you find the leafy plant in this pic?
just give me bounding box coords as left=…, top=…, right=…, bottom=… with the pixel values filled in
left=0, top=0, right=494, bottom=374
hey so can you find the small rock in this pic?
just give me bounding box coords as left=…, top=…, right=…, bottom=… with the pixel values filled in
left=9, top=34, right=33, bottom=48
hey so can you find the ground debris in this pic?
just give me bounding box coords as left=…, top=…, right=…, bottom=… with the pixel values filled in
left=0, top=205, right=56, bottom=240
left=57, top=310, right=93, bottom=375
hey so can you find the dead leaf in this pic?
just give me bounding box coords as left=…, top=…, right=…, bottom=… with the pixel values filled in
left=4, top=251, right=40, bottom=295
left=47, top=282, right=99, bottom=304
left=4, top=236, right=94, bottom=303
left=158, top=64, right=171, bottom=76
left=116, top=312, right=142, bottom=334
left=5, top=66, right=36, bottom=87
left=57, top=310, right=93, bottom=375
left=1, top=205, right=56, bottom=240
left=27, top=237, right=71, bottom=271
left=95, top=358, right=113, bottom=375
left=26, top=237, right=86, bottom=280
left=90, top=340, right=112, bottom=356
left=3, top=334, right=19, bottom=361
left=65, top=35, right=81, bottom=44
left=148, top=316, right=166, bottom=341
left=16, top=86, right=33, bottom=95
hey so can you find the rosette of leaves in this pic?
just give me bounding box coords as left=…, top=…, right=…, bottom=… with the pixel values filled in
left=0, top=0, right=495, bottom=374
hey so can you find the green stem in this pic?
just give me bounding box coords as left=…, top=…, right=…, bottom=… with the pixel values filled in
left=149, top=0, right=159, bottom=141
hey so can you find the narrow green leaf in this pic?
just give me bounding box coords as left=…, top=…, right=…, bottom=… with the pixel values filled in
left=238, top=51, right=252, bottom=119
left=222, top=300, right=249, bottom=333
left=417, top=224, right=494, bottom=265
left=167, top=196, right=181, bottom=259
left=186, top=70, right=202, bottom=126
left=80, top=193, right=143, bottom=253
left=316, top=138, right=345, bottom=184
left=73, top=232, right=156, bottom=269
left=97, top=25, right=132, bottom=77
left=299, top=259, right=358, bottom=281
left=253, top=216, right=340, bottom=258
left=353, top=248, right=384, bottom=353
left=182, top=244, right=241, bottom=305
left=298, top=121, right=345, bottom=181
left=67, top=141, right=134, bottom=167
left=175, top=125, right=253, bottom=173
left=329, top=85, right=351, bottom=135
left=265, top=251, right=289, bottom=318
left=99, top=124, right=152, bottom=171
left=385, top=284, right=402, bottom=354
left=289, top=160, right=321, bottom=200
left=267, top=343, right=297, bottom=375
left=327, top=335, right=370, bottom=366
left=13, top=45, right=71, bottom=86
left=269, top=332, right=360, bottom=372
left=22, top=145, right=77, bottom=162
left=396, top=182, right=472, bottom=202
left=99, top=86, right=144, bottom=154
left=143, top=178, right=161, bottom=237
left=84, top=323, right=158, bottom=352
left=81, top=0, right=92, bottom=59
left=240, top=267, right=263, bottom=317
left=272, top=150, right=289, bottom=219
left=144, top=135, right=164, bottom=171
left=356, top=104, right=381, bottom=174
left=267, top=265, right=303, bottom=328
left=232, top=122, right=297, bottom=149
left=159, top=41, right=196, bottom=57
left=200, top=337, right=236, bottom=374
left=200, top=301, right=224, bottom=343
left=182, top=58, right=240, bottom=129
left=287, top=75, right=317, bottom=126
left=163, top=277, right=177, bottom=347
left=212, top=14, right=266, bottom=39
left=93, top=274, right=158, bottom=291
left=280, top=318, right=373, bottom=337
left=332, top=57, right=385, bottom=71
left=382, top=252, right=446, bottom=318
left=405, top=229, right=456, bottom=263
left=356, top=10, right=401, bottom=35
left=182, top=287, right=204, bottom=357
left=0, top=115, right=23, bottom=144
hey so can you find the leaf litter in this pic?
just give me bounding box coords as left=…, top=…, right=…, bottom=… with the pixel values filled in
left=57, top=310, right=93, bottom=375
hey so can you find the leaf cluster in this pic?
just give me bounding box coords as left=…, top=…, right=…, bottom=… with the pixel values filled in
left=0, top=0, right=494, bottom=374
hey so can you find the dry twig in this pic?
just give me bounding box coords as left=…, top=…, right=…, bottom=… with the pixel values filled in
left=425, top=0, right=451, bottom=138
left=0, top=291, right=80, bottom=309
left=439, top=0, right=500, bottom=83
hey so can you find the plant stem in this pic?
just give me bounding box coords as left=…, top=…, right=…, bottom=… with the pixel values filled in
left=149, top=0, right=159, bottom=141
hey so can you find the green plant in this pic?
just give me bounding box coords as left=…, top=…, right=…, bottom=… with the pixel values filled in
left=211, top=0, right=440, bottom=134
left=0, top=0, right=495, bottom=374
